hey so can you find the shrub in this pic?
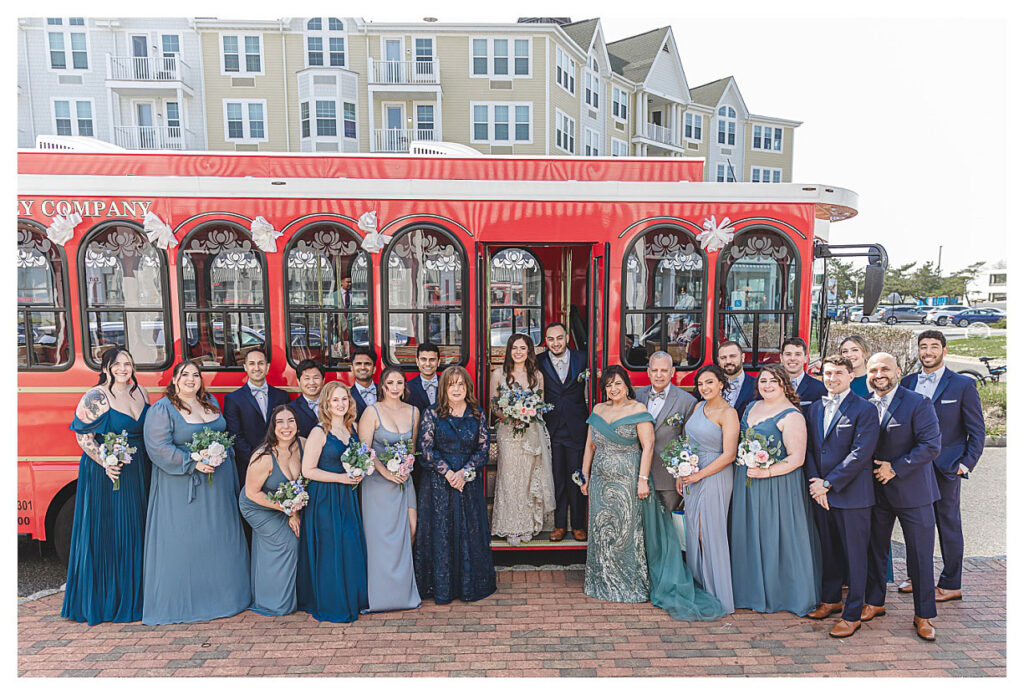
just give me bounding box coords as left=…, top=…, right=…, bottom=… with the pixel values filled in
left=823, top=324, right=919, bottom=375
left=978, top=382, right=1006, bottom=437
left=992, top=319, right=1007, bottom=329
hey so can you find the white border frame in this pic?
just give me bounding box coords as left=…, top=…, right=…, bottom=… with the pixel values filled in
left=219, top=32, right=265, bottom=77
left=222, top=98, right=269, bottom=143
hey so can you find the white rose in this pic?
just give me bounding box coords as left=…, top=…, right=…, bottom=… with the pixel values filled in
left=749, top=441, right=763, bottom=453
left=208, top=441, right=226, bottom=457
left=387, top=457, right=401, bottom=472
left=191, top=451, right=203, bottom=462
left=104, top=455, right=119, bottom=468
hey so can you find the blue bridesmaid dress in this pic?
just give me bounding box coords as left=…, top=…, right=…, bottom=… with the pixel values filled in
left=141, top=397, right=251, bottom=625
left=296, top=426, right=369, bottom=622
left=61, top=402, right=149, bottom=624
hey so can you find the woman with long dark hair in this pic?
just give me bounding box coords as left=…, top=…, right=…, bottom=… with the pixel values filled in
left=489, top=333, right=555, bottom=545
left=729, top=362, right=821, bottom=616
left=414, top=366, right=496, bottom=604
left=239, top=404, right=304, bottom=616
left=142, top=359, right=250, bottom=625
left=62, top=347, right=150, bottom=624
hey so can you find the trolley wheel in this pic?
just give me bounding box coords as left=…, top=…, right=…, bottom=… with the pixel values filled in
left=958, top=319, right=970, bottom=328
left=957, top=369, right=985, bottom=386
left=886, top=316, right=898, bottom=325
left=52, top=496, right=75, bottom=565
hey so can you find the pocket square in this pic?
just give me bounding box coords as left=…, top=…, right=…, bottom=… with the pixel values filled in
left=837, top=423, right=852, bottom=428
left=887, top=423, right=902, bottom=428
left=940, top=399, right=957, bottom=404
left=800, top=401, right=812, bottom=406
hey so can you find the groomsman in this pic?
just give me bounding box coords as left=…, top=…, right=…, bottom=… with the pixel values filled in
left=860, top=353, right=942, bottom=641
left=897, top=330, right=985, bottom=600
left=715, top=341, right=757, bottom=416
left=292, top=359, right=326, bottom=438
left=406, top=342, right=441, bottom=413
left=780, top=337, right=827, bottom=415
left=635, top=351, right=697, bottom=512
left=350, top=346, right=379, bottom=419
left=805, top=355, right=880, bottom=638
left=223, top=346, right=291, bottom=483
left=537, top=322, right=589, bottom=542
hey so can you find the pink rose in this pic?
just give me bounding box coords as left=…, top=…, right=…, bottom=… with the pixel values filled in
left=754, top=450, right=770, bottom=465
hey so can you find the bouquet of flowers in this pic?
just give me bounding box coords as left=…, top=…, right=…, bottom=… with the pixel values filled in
left=462, top=468, right=477, bottom=483
left=491, top=385, right=554, bottom=438
left=188, top=428, right=236, bottom=487
left=266, top=477, right=309, bottom=515
left=340, top=440, right=375, bottom=480
left=735, top=428, right=784, bottom=487
left=382, top=439, right=416, bottom=479
left=661, top=436, right=701, bottom=479
left=571, top=469, right=587, bottom=487
left=577, top=368, right=591, bottom=384
left=664, top=412, right=685, bottom=427
left=99, top=430, right=136, bottom=491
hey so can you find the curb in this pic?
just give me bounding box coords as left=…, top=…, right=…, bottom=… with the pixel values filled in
left=985, top=436, right=1006, bottom=447
left=18, top=584, right=64, bottom=605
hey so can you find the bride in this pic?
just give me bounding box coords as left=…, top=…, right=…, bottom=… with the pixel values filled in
left=489, top=333, right=556, bottom=545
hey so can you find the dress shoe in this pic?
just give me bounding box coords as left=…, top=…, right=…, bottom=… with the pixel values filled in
left=808, top=602, right=843, bottom=620
left=897, top=579, right=913, bottom=593
left=914, top=616, right=936, bottom=641
left=549, top=527, right=566, bottom=542
left=935, top=587, right=963, bottom=602
left=573, top=529, right=587, bottom=542
left=829, top=619, right=861, bottom=638
left=860, top=604, right=886, bottom=622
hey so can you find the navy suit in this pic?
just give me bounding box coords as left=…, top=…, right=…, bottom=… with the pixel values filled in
left=406, top=374, right=436, bottom=414
left=292, top=396, right=320, bottom=439
left=865, top=386, right=942, bottom=619
left=727, top=372, right=758, bottom=417
left=222, top=383, right=291, bottom=483
left=902, top=369, right=985, bottom=590
left=350, top=381, right=378, bottom=421
left=537, top=348, right=588, bottom=531
left=806, top=391, right=880, bottom=622
left=794, top=373, right=829, bottom=415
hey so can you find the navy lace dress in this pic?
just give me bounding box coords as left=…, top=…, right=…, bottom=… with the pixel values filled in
left=413, top=406, right=496, bottom=604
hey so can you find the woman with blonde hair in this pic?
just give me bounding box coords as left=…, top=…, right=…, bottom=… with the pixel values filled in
left=840, top=335, right=872, bottom=397
left=295, top=382, right=369, bottom=622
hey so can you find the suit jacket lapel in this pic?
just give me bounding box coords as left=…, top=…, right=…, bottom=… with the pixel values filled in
left=564, top=351, right=579, bottom=386
left=825, top=395, right=852, bottom=440
left=880, top=389, right=902, bottom=430
left=538, top=353, right=561, bottom=390
left=242, top=386, right=267, bottom=424
left=931, top=370, right=953, bottom=403
left=657, top=385, right=680, bottom=428
left=814, top=404, right=827, bottom=446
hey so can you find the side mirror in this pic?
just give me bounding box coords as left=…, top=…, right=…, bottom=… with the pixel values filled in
left=862, top=263, right=884, bottom=316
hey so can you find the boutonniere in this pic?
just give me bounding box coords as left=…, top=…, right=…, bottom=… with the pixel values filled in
left=577, top=369, right=590, bottom=384
left=664, top=413, right=685, bottom=427
left=571, top=469, right=587, bottom=487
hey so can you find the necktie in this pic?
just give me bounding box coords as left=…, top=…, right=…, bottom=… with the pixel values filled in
left=306, top=398, right=319, bottom=411
left=727, top=378, right=740, bottom=404
left=252, top=385, right=268, bottom=419
left=791, top=377, right=801, bottom=389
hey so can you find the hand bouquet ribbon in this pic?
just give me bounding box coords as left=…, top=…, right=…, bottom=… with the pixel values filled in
left=99, top=430, right=136, bottom=491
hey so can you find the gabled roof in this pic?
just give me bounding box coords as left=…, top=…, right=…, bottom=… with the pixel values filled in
left=561, top=17, right=600, bottom=53
left=606, top=26, right=670, bottom=84
left=689, top=76, right=733, bottom=108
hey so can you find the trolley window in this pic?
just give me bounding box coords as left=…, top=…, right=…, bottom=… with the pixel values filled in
left=382, top=225, right=467, bottom=367
left=178, top=222, right=270, bottom=369
left=716, top=228, right=799, bottom=367
left=284, top=222, right=371, bottom=369
left=17, top=221, right=73, bottom=370
left=489, top=247, right=543, bottom=357
left=79, top=222, right=172, bottom=369
left=621, top=226, right=706, bottom=369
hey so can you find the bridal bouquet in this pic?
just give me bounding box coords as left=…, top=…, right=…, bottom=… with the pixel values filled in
left=188, top=428, right=236, bottom=487
left=661, top=436, right=701, bottom=480
left=462, top=467, right=477, bottom=483
left=382, top=439, right=416, bottom=478
left=99, top=430, right=136, bottom=491
left=266, top=477, right=309, bottom=515
left=735, top=429, right=784, bottom=487
left=491, top=385, right=554, bottom=438
left=340, top=440, right=375, bottom=480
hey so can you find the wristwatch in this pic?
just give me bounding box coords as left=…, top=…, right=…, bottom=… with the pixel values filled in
left=639, top=475, right=649, bottom=481
left=822, top=480, right=832, bottom=490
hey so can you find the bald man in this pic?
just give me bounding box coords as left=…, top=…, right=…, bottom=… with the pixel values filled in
left=860, top=353, right=943, bottom=641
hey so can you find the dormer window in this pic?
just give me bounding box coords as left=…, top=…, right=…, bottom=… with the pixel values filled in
left=717, top=105, right=736, bottom=146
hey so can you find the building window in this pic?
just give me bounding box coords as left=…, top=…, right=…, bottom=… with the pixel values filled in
left=17, top=221, right=72, bottom=370
left=382, top=225, right=467, bottom=367
left=471, top=37, right=529, bottom=77
left=307, top=18, right=322, bottom=30
left=515, top=105, right=529, bottom=141
left=300, top=102, right=310, bottom=138
left=489, top=248, right=543, bottom=355
left=716, top=228, right=799, bottom=368
left=990, top=273, right=1006, bottom=286
left=989, top=293, right=1006, bottom=302
left=224, top=100, right=267, bottom=142
left=685, top=113, right=703, bottom=141
left=752, top=125, right=783, bottom=152
left=316, top=100, right=337, bottom=136
left=285, top=222, right=371, bottom=370
left=621, top=226, right=706, bottom=369
left=472, top=39, right=488, bottom=75
left=166, top=102, right=181, bottom=135
left=584, top=127, right=600, bottom=156
left=716, top=162, right=736, bottom=183
left=751, top=167, right=782, bottom=183
left=611, top=138, right=629, bottom=156
left=585, top=61, right=600, bottom=108
left=179, top=222, right=269, bottom=369
left=555, top=109, right=575, bottom=154
left=328, top=37, right=345, bottom=66
left=307, top=37, right=323, bottom=66
left=514, top=39, right=529, bottom=75
left=416, top=38, right=434, bottom=62
left=53, top=100, right=93, bottom=137
left=612, top=87, right=628, bottom=121
left=469, top=102, right=532, bottom=144
left=79, top=222, right=171, bottom=369
left=416, top=104, right=435, bottom=139
left=555, top=47, right=575, bottom=94
left=48, top=27, right=88, bottom=70
left=222, top=34, right=262, bottom=74
left=717, top=105, right=736, bottom=145
left=161, top=34, right=180, bottom=57
left=344, top=102, right=356, bottom=139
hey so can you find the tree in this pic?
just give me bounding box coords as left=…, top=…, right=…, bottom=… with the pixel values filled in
left=829, top=260, right=866, bottom=302
left=939, top=261, right=985, bottom=300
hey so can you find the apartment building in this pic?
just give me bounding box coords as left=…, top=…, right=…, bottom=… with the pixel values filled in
left=18, top=15, right=801, bottom=181
left=966, top=261, right=1008, bottom=306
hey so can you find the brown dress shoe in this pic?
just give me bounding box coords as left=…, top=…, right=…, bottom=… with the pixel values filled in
left=549, top=528, right=566, bottom=542
left=572, top=528, right=587, bottom=541
left=808, top=602, right=843, bottom=620
left=829, top=619, right=861, bottom=638
left=860, top=604, right=886, bottom=622
left=914, top=616, right=936, bottom=641
left=935, top=587, right=962, bottom=602
left=897, top=579, right=913, bottom=593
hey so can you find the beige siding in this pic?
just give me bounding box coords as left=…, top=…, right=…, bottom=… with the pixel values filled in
left=549, top=39, right=580, bottom=154
left=680, top=105, right=711, bottom=176
left=744, top=124, right=794, bottom=181
left=605, top=79, right=631, bottom=154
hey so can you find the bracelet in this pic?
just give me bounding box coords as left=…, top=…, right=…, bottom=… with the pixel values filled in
left=639, top=475, right=649, bottom=481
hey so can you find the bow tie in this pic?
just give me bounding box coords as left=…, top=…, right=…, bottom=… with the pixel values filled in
left=250, top=384, right=268, bottom=395
left=649, top=390, right=667, bottom=402
left=791, top=377, right=801, bottom=389
left=869, top=395, right=886, bottom=407
left=423, top=378, right=438, bottom=388
left=822, top=394, right=841, bottom=407
left=919, top=372, right=938, bottom=384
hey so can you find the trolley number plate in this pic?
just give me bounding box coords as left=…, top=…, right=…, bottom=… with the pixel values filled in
left=17, top=499, right=32, bottom=527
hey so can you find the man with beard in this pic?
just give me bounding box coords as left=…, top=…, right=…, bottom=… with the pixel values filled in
left=715, top=341, right=756, bottom=416
left=860, top=353, right=942, bottom=641
left=895, top=330, right=985, bottom=601
left=349, top=346, right=378, bottom=419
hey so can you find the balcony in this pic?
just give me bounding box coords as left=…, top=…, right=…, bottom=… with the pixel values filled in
left=106, top=54, right=194, bottom=88
left=372, top=128, right=439, bottom=153
left=113, top=125, right=197, bottom=150
left=642, top=122, right=680, bottom=148
left=368, top=59, right=440, bottom=86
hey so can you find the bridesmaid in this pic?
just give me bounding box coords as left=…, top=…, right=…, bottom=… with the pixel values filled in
left=357, top=367, right=421, bottom=612
left=62, top=347, right=150, bottom=625
left=677, top=364, right=739, bottom=614
left=141, top=360, right=250, bottom=625
left=414, top=366, right=496, bottom=604
left=729, top=363, right=820, bottom=616
left=840, top=335, right=872, bottom=397
left=239, top=404, right=304, bottom=616
left=296, top=382, right=369, bottom=622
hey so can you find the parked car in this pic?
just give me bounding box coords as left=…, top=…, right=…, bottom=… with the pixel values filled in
left=949, top=307, right=1006, bottom=327
left=924, top=304, right=971, bottom=326
left=872, top=305, right=929, bottom=325
left=849, top=306, right=870, bottom=323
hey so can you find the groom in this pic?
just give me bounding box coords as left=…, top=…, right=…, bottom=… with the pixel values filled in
left=635, top=351, right=697, bottom=512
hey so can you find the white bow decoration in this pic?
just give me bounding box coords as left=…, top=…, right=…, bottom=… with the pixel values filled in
left=250, top=216, right=283, bottom=253
left=45, top=212, right=82, bottom=246
left=358, top=211, right=392, bottom=253
left=143, top=211, right=178, bottom=249
left=697, top=215, right=735, bottom=252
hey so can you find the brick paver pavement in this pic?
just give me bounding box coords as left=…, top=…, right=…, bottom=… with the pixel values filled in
left=18, top=557, right=1005, bottom=677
